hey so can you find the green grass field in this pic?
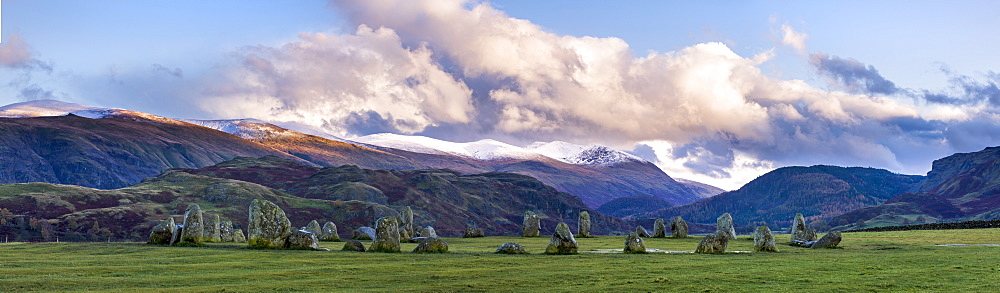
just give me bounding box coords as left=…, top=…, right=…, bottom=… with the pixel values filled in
left=1, top=229, right=999, bottom=292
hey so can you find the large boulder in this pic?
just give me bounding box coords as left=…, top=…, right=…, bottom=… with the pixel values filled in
left=352, top=227, right=376, bottom=240
left=400, top=206, right=415, bottom=239
left=495, top=242, right=526, bottom=254
left=247, top=199, right=292, bottom=248
left=811, top=232, right=842, bottom=249
left=463, top=226, right=485, bottom=238
left=623, top=232, right=646, bottom=254
left=578, top=211, right=591, bottom=238
left=369, top=217, right=401, bottom=253
left=636, top=226, right=651, bottom=238
left=522, top=211, right=540, bottom=237
left=418, top=226, right=438, bottom=238
left=790, top=213, right=818, bottom=243
left=205, top=214, right=221, bottom=242
left=304, top=220, right=321, bottom=235
left=544, top=222, right=578, bottom=254
left=670, top=216, right=688, bottom=238
left=342, top=239, right=366, bottom=252
left=717, top=213, right=737, bottom=240
left=180, top=204, right=205, bottom=244
left=148, top=218, right=175, bottom=245
left=695, top=231, right=730, bottom=254
left=220, top=221, right=234, bottom=242
left=752, top=226, right=778, bottom=252
left=413, top=237, right=449, bottom=253
left=233, top=229, right=246, bottom=243
left=319, top=222, right=340, bottom=241
left=287, top=230, right=319, bottom=250
left=652, top=218, right=667, bottom=238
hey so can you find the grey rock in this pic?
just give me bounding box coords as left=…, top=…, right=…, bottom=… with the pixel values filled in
left=752, top=226, right=778, bottom=252
left=717, top=213, right=737, bottom=240
left=148, top=218, right=175, bottom=245
left=304, top=220, right=321, bottom=235
left=170, top=224, right=184, bottom=246
left=342, top=239, right=366, bottom=252
left=624, top=232, right=646, bottom=253
left=544, top=222, right=578, bottom=254
left=522, top=211, right=540, bottom=237
left=400, top=206, right=414, bottom=240
left=790, top=213, right=818, bottom=243
left=670, top=216, right=689, bottom=238
left=413, top=237, right=449, bottom=253
left=578, top=211, right=591, bottom=237
left=496, top=242, right=526, bottom=254
left=205, top=214, right=221, bottom=242
left=463, top=226, right=485, bottom=238
left=418, top=226, right=438, bottom=238
left=369, top=217, right=401, bottom=253
left=811, top=232, right=842, bottom=249
left=695, top=231, right=730, bottom=253
left=319, top=222, right=340, bottom=241
left=247, top=199, right=292, bottom=248
left=636, top=225, right=650, bottom=238
left=220, top=221, right=234, bottom=242
left=352, top=227, right=375, bottom=240
left=233, top=229, right=246, bottom=243
left=287, top=230, right=320, bottom=250
left=180, top=204, right=205, bottom=244
left=652, top=218, right=667, bottom=238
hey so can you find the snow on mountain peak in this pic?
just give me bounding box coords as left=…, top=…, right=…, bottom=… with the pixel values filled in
left=354, top=133, right=540, bottom=161
left=181, top=119, right=304, bottom=140
left=0, top=100, right=97, bottom=118
left=528, top=141, right=642, bottom=166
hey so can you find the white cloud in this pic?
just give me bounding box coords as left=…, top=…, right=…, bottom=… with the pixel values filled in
left=780, top=24, right=808, bottom=54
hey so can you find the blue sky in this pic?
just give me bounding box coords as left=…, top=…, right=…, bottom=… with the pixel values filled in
left=2, top=0, right=999, bottom=189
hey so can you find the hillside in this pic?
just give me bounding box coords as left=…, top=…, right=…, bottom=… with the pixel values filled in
left=830, top=146, right=1000, bottom=229
left=596, top=194, right=673, bottom=219
left=635, top=165, right=924, bottom=229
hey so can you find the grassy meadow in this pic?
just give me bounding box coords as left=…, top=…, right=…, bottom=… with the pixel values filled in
left=1, top=229, right=998, bottom=292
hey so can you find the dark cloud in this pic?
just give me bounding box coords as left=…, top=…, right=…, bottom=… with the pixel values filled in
left=628, top=144, right=658, bottom=163
left=916, top=70, right=1000, bottom=106
left=343, top=111, right=402, bottom=136
left=152, top=64, right=183, bottom=78
left=809, top=53, right=898, bottom=95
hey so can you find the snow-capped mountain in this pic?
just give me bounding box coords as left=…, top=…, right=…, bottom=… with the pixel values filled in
left=354, top=133, right=542, bottom=161
left=357, top=133, right=641, bottom=167
left=0, top=100, right=97, bottom=118
left=181, top=119, right=304, bottom=141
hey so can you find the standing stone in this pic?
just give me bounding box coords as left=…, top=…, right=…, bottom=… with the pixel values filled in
left=287, top=230, right=319, bottom=250
left=522, top=211, right=541, bottom=237
left=369, top=217, right=401, bottom=253
left=716, top=213, right=737, bottom=240
left=233, top=229, right=246, bottom=243
left=304, top=220, right=321, bottom=235
left=319, top=222, right=340, bottom=241
left=205, top=214, right=221, bottom=242
left=636, top=226, right=651, bottom=238
left=247, top=199, right=292, bottom=248
left=671, top=216, right=689, bottom=238
left=413, top=237, right=449, bottom=253
left=398, top=227, right=412, bottom=240
left=342, top=239, right=366, bottom=252
left=400, top=206, right=415, bottom=239
left=148, top=218, right=175, bottom=244
left=180, top=204, right=205, bottom=244
left=624, top=232, right=646, bottom=254
left=578, top=211, right=592, bottom=237
left=790, top=213, right=818, bottom=244
left=811, top=232, right=842, bottom=249
left=544, top=222, right=578, bottom=254
left=695, top=231, right=730, bottom=253
left=752, top=226, right=778, bottom=252
left=652, top=218, right=667, bottom=238
left=495, top=242, right=526, bottom=254
left=220, top=221, right=234, bottom=242
left=419, top=226, right=439, bottom=238
left=463, top=226, right=485, bottom=238
left=170, top=224, right=183, bottom=245
left=352, top=227, right=375, bottom=240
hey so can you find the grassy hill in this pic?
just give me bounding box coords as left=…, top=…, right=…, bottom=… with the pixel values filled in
left=0, top=229, right=997, bottom=291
